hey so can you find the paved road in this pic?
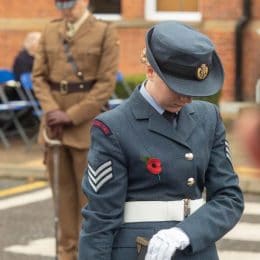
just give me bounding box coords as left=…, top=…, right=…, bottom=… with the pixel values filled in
left=217, top=193, right=260, bottom=259
left=0, top=182, right=260, bottom=260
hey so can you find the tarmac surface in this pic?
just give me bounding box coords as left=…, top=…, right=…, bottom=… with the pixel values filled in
left=0, top=101, right=260, bottom=194
left=1, top=184, right=259, bottom=260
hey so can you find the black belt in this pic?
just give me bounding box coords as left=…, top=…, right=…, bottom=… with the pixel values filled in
left=49, top=80, right=96, bottom=94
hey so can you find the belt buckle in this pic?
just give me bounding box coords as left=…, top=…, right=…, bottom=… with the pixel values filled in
left=60, top=80, right=68, bottom=95
left=184, top=199, right=190, bottom=218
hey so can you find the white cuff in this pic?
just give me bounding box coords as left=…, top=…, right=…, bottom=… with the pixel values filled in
left=170, top=227, right=190, bottom=250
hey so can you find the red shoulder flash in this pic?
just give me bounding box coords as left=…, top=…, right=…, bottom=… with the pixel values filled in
left=92, top=119, right=112, bottom=136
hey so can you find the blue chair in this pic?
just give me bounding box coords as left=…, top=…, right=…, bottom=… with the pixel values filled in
left=20, top=72, right=42, bottom=119
left=0, top=69, right=33, bottom=147
left=0, top=69, right=14, bottom=82
left=116, top=71, right=132, bottom=96
left=0, top=102, right=12, bottom=148
left=20, top=72, right=33, bottom=88
left=112, top=71, right=132, bottom=99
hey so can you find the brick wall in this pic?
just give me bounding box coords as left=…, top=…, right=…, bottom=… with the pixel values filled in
left=118, top=27, right=146, bottom=74
left=0, top=0, right=57, bottom=68
left=203, top=25, right=236, bottom=100
left=1, top=31, right=27, bottom=69
left=251, top=0, right=260, bottom=19
left=242, top=0, right=260, bottom=100
left=0, top=0, right=56, bottom=18
left=200, top=0, right=242, bottom=20
left=200, top=0, right=260, bottom=101
left=121, top=0, right=144, bottom=20
left=243, top=23, right=260, bottom=99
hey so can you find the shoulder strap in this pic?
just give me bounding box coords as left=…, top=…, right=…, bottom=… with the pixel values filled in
left=101, top=21, right=109, bottom=50
left=62, top=38, right=84, bottom=82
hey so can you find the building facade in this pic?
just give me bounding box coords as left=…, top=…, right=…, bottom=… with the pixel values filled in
left=0, top=0, right=259, bottom=101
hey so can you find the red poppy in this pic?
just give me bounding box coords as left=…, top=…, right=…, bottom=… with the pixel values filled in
left=146, top=158, right=162, bottom=175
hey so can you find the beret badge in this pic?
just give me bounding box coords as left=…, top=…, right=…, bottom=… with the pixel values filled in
left=196, top=64, right=209, bottom=80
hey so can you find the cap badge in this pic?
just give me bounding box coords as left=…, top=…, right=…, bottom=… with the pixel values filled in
left=196, top=64, right=209, bottom=80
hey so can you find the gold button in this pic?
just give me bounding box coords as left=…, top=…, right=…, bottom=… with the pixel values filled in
left=79, top=84, right=84, bottom=89
left=187, top=177, right=195, bottom=187
left=185, top=153, right=194, bottom=160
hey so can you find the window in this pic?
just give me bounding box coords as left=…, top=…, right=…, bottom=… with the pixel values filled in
left=145, top=0, right=201, bottom=22
left=89, top=0, right=121, bottom=20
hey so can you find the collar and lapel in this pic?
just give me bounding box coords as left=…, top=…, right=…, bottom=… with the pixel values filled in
left=129, top=87, right=197, bottom=148
left=71, top=14, right=94, bottom=41
left=58, top=13, right=95, bottom=43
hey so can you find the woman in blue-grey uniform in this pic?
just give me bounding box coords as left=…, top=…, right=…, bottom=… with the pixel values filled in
left=78, top=21, right=244, bottom=260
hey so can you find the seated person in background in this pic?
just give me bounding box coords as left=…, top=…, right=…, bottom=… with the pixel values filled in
left=1, top=32, right=42, bottom=129
left=4, top=32, right=41, bottom=100
left=4, top=32, right=41, bottom=101
left=12, top=31, right=41, bottom=85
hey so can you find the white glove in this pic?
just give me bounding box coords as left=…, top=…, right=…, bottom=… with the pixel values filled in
left=145, top=227, right=190, bottom=260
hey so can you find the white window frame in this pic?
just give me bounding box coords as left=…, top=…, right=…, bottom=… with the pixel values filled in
left=93, top=14, right=122, bottom=21
left=145, top=0, right=202, bottom=22
left=90, top=0, right=122, bottom=21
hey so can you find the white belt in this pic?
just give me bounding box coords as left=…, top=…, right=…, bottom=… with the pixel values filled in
left=123, top=198, right=205, bottom=223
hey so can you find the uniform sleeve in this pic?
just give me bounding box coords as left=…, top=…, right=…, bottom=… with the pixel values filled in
left=66, top=23, right=120, bottom=125
left=32, top=25, right=60, bottom=113
left=78, top=120, right=128, bottom=260
left=176, top=105, right=244, bottom=254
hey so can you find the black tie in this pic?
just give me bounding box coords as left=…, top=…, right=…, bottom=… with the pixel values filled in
left=163, top=110, right=177, bottom=123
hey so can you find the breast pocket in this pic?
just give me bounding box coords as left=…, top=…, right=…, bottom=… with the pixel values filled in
left=76, top=47, right=101, bottom=73
left=87, top=47, right=101, bottom=67
left=45, top=46, right=65, bottom=75
left=46, top=46, right=62, bottom=61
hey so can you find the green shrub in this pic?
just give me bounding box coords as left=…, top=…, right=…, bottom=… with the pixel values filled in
left=115, top=73, right=221, bottom=105
left=194, top=91, right=221, bottom=106
left=115, top=74, right=146, bottom=99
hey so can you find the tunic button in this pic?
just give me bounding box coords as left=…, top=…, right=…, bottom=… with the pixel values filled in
left=79, top=84, right=84, bottom=89
left=185, top=152, right=194, bottom=160
left=187, top=177, right=195, bottom=187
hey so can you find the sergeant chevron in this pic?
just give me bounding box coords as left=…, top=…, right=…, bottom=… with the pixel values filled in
left=88, top=161, right=113, bottom=192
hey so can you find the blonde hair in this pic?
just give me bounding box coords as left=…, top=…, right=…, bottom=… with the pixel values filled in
left=140, top=48, right=150, bottom=66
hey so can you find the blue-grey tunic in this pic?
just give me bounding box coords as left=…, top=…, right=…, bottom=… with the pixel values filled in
left=79, top=87, right=244, bottom=260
